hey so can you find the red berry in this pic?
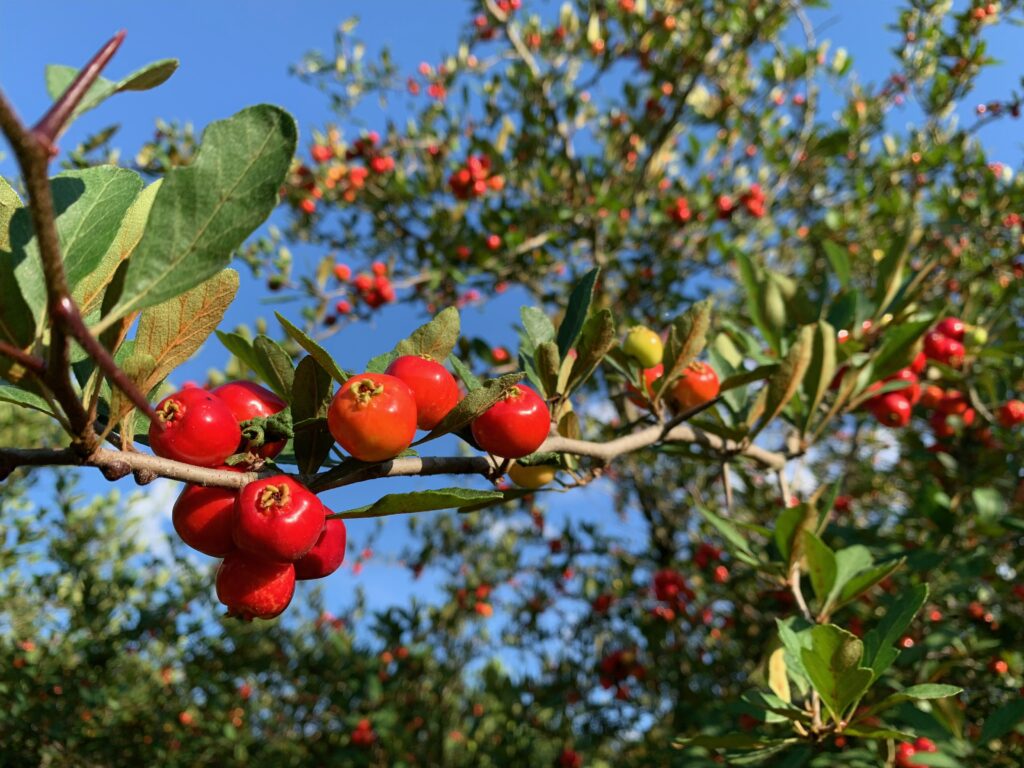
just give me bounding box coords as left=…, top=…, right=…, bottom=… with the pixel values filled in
left=149, top=388, right=242, bottom=467
left=923, top=331, right=964, bottom=366
left=914, top=737, right=937, bottom=753
left=872, top=393, right=912, bottom=427
left=486, top=233, right=502, bottom=251
left=294, top=516, right=347, bottom=580
left=353, top=273, right=373, bottom=292
left=172, top=474, right=240, bottom=557
left=211, top=381, right=287, bottom=459
left=887, top=368, right=921, bottom=405
left=556, top=749, right=583, bottom=768
left=328, top=373, right=418, bottom=462
left=216, top=553, right=295, bottom=620
left=937, top=390, right=968, bottom=416
left=895, top=742, right=918, bottom=768
left=471, top=385, right=551, bottom=458
left=335, top=300, right=352, bottom=315
left=936, top=316, right=965, bottom=341
left=671, top=362, right=720, bottom=411
left=910, top=351, right=927, bottom=374
left=492, top=346, right=511, bottom=364
left=333, top=263, right=352, bottom=282
left=371, top=261, right=388, bottom=277
left=311, top=145, right=332, bottom=163
left=998, top=399, right=1024, bottom=428
left=626, top=364, right=664, bottom=407
left=921, top=384, right=944, bottom=410
left=385, top=355, right=461, bottom=430
left=653, top=569, right=687, bottom=602
left=233, top=476, right=325, bottom=562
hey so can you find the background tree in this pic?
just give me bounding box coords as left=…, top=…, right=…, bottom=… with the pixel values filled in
left=1, top=1, right=1023, bottom=766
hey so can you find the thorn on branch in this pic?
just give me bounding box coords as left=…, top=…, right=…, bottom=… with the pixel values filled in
left=32, top=29, right=126, bottom=148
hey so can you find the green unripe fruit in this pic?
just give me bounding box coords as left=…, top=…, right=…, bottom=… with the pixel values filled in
left=967, top=325, right=988, bottom=346
left=508, top=463, right=558, bottom=489
left=623, top=326, right=663, bottom=368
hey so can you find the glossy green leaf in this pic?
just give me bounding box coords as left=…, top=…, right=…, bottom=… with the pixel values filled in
left=291, top=356, right=335, bottom=475
left=253, top=336, right=295, bottom=402
left=276, top=312, right=349, bottom=382
left=979, top=699, right=1024, bottom=743
left=556, top=267, right=599, bottom=356
left=332, top=488, right=505, bottom=519
left=45, top=59, right=179, bottom=120
left=800, top=624, right=872, bottom=722
left=104, top=105, right=297, bottom=322
left=863, top=584, right=928, bottom=679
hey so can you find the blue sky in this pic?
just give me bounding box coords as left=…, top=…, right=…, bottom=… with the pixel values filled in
left=3, top=2, right=1023, bottom=627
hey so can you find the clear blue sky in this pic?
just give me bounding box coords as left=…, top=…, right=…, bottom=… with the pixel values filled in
left=3, top=1, right=1022, bottom=627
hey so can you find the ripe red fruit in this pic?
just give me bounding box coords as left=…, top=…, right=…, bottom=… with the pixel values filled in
left=471, top=385, right=551, bottom=458
left=149, top=388, right=242, bottom=467
left=653, top=569, right=687, bottom=602
left=936, top=316, right=965, bottom=341
left=998, top=399, right=1024, bottom=428
left=895, top=742, right=918, bottom=768
left=914, top=737, right=937, bottom=754
left=937, top=390, right=968, bottom=416
left=485, top=233, right=502, bottom=251
left=385, top=355, right=461, bottom=430
left=556, top=749, right=583, bottom=768
left=910, top=351, right=927, bottom=374
left=872, top=393, right=912, bottom=427
left=351, top=719, right=376, bottom=748
left=172, top=474, right=240, bottom=557
left=333, top=263, right=352, bottom=282
left=887, top=368, right=921, bottom=405
left=216, top=553, right=295, bottom=620
left=294, top=517, right=348, bottom=580
left=921, top=384, right=944, bottom=410
left=671, top=361, right=720, bottom=411
left=626, top=364, right=664, bottom=406
left=233, top=476, right=325, bottom=562
left=328, top=373, right=418, bottom=462
left=923, top=331, right=964, bottom=366
left=211, top=381, right=288, bottom=459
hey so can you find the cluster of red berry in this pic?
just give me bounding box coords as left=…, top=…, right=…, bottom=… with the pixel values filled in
left=149, top=383, right=347, bottom=620
left=555, top=747, right=583, bottom=768
left=895, top=736, right=938, bottom=767
left=329, top=260, right=396, bottom=320
left=622, top=325, right=721, bottom=411
left=651, top=568, right=695, bottom=622
left=598, top=648, right=646, bottom=700
left=295, top=131, right=395, bottom=214
left=146, top=356, right=554, bottom=619
left=667, top=184, right=767, bottom=225
left=448, top=154, right=505, bottom=199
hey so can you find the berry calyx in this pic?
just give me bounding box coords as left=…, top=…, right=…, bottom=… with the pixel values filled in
left=233, top=476, right=325, bottom=562
left=149, top=388, right=242, bottom=467
left=211, top=380, right=288, bottom=459
left=670, top=362, right=720, bottom=412
left=294, top=516, right=347, bottom=580
left=216, top=553, right=295, bottom=620
left=622, top=325, right=664, bottom=368
left=471, top=385, right=551, bottom=459
left=508, top=462, right=558, bottom=489
left=385, top=355, right=461, bottom=430
left=328, top=373, right=418, bottom=462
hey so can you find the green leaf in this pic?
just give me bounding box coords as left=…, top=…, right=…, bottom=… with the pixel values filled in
left=863, top=584, right=928, bottom=679
left=719, top=363, right=780, bottom=392
left=566, top=309, right=615, bottom=394
left=556, top=267, right=599, bottom=356
left=216, top=331, right=261, bottom=372
left=533, top=342, right=561, bottom=398
left=520, top=306, right=556, bottom=353
left=822, top=241, right=851, bottom=287
left=290, top=356, right=335, bottom=475
left=414, top=373, right=525, bottom=444
left=835, top=558, right=904, bottom=610
left=870, top=317, right=933, bottom=380
left=979, top=699, right=1024, bottom=743
left=698, top=506, right=760, bottom=567
left=776, top=618, right=813, bottom=685
left=14, top=167, right=142, bottom=327
left=276, top=312, right=349, bottom=383
left=450, top=355, right=481, bottom=391
left=253, top=336, right=295, bottom=402
left=0, top=178, right=36, bottom=384
left=800, top=624, right=873, bottom=722
left=394, top=306, right=460, bottom=361
left=0, top=385, right=54, bottom=415
left=774, top=503, right=815, bottom=564
left=673, top=733, right=776, bottom=750
left=103, top=105, right=297, bottom=322
left=801, top=320, right=837, bottom=434
left=877, top=684, right=962, bottom=710
left=748, top=324, right=815, bottom=435
left=802, top=531, right=837, bottom=604
left=332, top=488, right=505, bottom=519
left=735, top=250, right=779, bottom=354
left=75, top=179, right=161, bottom=318
left=45, top=59, right=179, bottom=120
left=654, top=299, right=713, bottom=402
left=823, top=545, right=874, bottom=611
left=365, top=349, right=399, bottom=374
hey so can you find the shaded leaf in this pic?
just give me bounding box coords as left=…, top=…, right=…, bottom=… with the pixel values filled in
left=979, top=699, right=1024, bottom=743
left=655, top=299, right=712, bottom=402
left=800, top=624, right=872, bottom=722
left=276, top=312, right=349, bottom=382
left=291, top=356, right=335, bottom=474
left=566, top=309, right=615, bottom=394
left=863, top=584, right=928, bottom=679
left=556, top=267, right=599, bottom=356
left=332, top=488, right=505, bottom=519
left=253, top=336, right=295, bottom=401
left=801, top=320, right=837, bottom=434
left=802, top=530, right=837, bottom=604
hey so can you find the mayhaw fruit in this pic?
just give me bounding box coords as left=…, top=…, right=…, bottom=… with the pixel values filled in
left=872, top=393, right=912, bottom=428
left=212, top=381, right=288, bottom=459
left=910, top=351, right=927, bottom=374
left=626, top=364, right=664, bottom=406
left=671, top=361, right=720, bottom=412
left=385, top=355, right=461, bottom=430
left=471, top=384, right=551, bottom=459
left=216, top=553, right=295, bottom=620
left=327, top=373, right=418, bottom=462
left=997, top=399, right=1024, bottom=428
left=149, top=388, right=242, bottom=467
left=508, top=462, right=558, bottom=489
left=920, top=384, right=944, bottom=410
left=923, top=330, right=965, bottom=367
left=887, top=368, right=921, bottom=405
left=935, top=317, right=965, bottom=341
left=172, top=470, right=241, bottom=557
left=233, top=476, right=325, bottom=562
left=295, top=516, right=348, bottom=580
left=622, top=325, right=664, bottom=368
